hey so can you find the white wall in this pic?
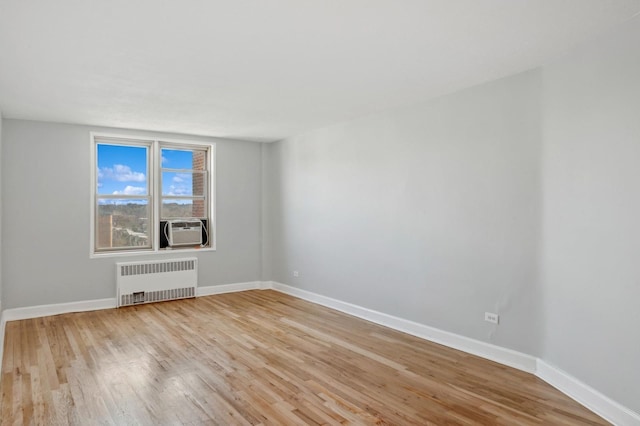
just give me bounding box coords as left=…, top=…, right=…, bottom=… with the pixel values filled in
left=540, top=19, right=640, bottom=413
left=1, top=120, right=263, bottom=309
left=265, top=69, right=544, bottom=356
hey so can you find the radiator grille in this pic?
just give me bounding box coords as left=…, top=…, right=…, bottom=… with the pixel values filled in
left=120, top=287, right=195, bottom=307
left=116, top=258, right=198, bottom=307
left=119, top=259, right=196, bottom=277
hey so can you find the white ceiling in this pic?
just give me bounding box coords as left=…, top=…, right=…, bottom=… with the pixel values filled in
left=1, top=1, right=639, bottom=142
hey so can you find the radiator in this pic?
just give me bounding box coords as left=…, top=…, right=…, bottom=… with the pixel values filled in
left=116, top=258, right=198, bottom=307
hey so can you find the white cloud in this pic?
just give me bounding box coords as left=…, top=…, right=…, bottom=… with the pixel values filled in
left=172, top=173, right=191, bottom=183
left=98, top=164, right=145, bottom=182
left=162, top=155, right=168, bottom=165
left=113, top=186, right=146, bottom=195
left=165, top=184, right=191, bottom=196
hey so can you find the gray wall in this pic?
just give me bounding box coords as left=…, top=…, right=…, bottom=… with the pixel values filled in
left=264, top=70, right=544, bottom=356
left=0, top=113, right=3, bottom=312
left=540, top=19, right=640, bottom=412
left=264, top=17, right=640, bottom=414
left=260, top=143, right=273, bottom=281
left=1, top=120, right=262, bottom=309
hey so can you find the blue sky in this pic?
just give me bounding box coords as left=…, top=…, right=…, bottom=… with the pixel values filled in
left=97, top=145, right=197, bottom=199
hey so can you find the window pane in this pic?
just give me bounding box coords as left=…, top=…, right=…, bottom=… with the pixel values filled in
left=97, top=144, right=148, bottom=195
left=162, top=199, right=206, bottom=219
left=161, top=148, right=206, bottom=171
left=162, top=171, right=206, bottom=196
left=96, top=199, right=150, bottom=249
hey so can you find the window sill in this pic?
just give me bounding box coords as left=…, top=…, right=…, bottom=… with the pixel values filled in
left=90, top=246, right=216, bottom=259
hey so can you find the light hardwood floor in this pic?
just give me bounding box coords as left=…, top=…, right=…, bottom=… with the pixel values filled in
left=1, top=290, right=607, bottom=425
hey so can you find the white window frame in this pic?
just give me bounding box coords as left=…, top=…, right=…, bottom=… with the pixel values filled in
left=90, top=132, right=216, bottom=258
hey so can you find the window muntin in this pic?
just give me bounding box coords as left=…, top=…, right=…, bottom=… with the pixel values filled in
left=92, top=135, right=214, bottom=255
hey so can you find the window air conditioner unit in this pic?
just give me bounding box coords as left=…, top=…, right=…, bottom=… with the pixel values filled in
left=167, top=219, right=203, bottom=247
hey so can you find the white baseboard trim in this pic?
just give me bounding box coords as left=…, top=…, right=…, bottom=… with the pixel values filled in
left=0, top=281, right=264, bottom=370
left=267, top=281, right=537, bottom=373
left=536, top=359, right=640, bottom=426
left=197, top=281, right=263, bottom=296
left=0, top=281, right=266, bottom=324
left=267, top=281, right=638, bottom=426
left=0, top=282, right=636, bottom=425
left=2, top=298, right=117, bottom=323
left=0, top=299, right=3, bottom=370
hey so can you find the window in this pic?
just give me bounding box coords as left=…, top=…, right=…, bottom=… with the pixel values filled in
left=95, top=142, right=151, bottom=251
left=91, top=134, right=215, bottom=256
left=161, top=148, right=208, bottom=219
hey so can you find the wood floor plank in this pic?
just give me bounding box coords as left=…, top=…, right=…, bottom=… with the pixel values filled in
left=1, top=290, right=609, bottom=425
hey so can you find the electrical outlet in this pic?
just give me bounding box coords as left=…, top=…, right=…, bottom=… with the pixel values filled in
left=485, top=312, right=499, bottom=324
left=293, top=271, right=299, bottom=277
